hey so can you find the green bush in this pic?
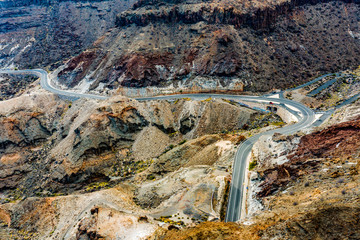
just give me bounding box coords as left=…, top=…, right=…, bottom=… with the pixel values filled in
left=249, top=159, right=257, bottom=171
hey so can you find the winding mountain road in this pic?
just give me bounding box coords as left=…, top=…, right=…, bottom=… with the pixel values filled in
left=0, top=69, right=317, bottom=223
left=0, top=69, right=107, bottom=100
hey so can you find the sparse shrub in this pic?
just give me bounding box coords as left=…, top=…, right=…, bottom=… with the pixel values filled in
left=289, top=191, right=295, bottom=196
left=272, top=121, right=285, bottom=127
left=304, top=182, right=310, bottom=187
left=85, top=182, right=109, bottom=192
left=249, top=159, right=257, bottom=171
left=341, top=190, right=346, bottom=195
left=179, top=139, right=187, bottom=145
left=293, top=201, right=298, bottom=206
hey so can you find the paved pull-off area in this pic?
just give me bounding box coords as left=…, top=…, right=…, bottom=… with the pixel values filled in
left=0, top=69, right=317, bottom=223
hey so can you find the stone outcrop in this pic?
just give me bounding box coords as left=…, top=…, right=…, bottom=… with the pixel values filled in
left=257, top=117, right=360, bottom=197
left=117, top=0, right=360, bottom=30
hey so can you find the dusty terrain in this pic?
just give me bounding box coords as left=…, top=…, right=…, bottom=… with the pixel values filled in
left=0, top=89, right=283, bottom=239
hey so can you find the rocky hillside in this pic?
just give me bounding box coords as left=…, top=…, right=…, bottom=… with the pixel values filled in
left=0, top=0, right=136, bottom=69
left=0, top=74, right=39, bottom=100
left=0, top=90, right=285, bottom=239
left=158, top=100, right=360, bottom=239
left=53, top=0, right=360, bottom=95
left=0, top=92, right=275, bottom=199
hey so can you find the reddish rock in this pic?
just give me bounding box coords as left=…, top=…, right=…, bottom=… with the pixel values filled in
left=110, top=52, right=174, bottom=87
left=290, top=118, right=360, bottom=160
left=58, top=50, right=100, bottom=87
left=258, top=118, right=360, bottom=197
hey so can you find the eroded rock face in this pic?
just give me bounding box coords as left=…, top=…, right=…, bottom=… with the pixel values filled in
left=0, top=94, right=63, bottom=153
left=55, top=0, right=360, bottom=93
left=0, top=95, right=260, bottom=197
left=158, top=112, right=360, bottom=240
left=0, top=93, right=66, bottom=191
left=45, top=98, right=256, bottom=193
left=160, top=205, right=360, bottom=239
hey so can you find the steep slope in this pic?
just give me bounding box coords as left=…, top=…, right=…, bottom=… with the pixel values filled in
left=54, top=0, right=360, bottom=95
